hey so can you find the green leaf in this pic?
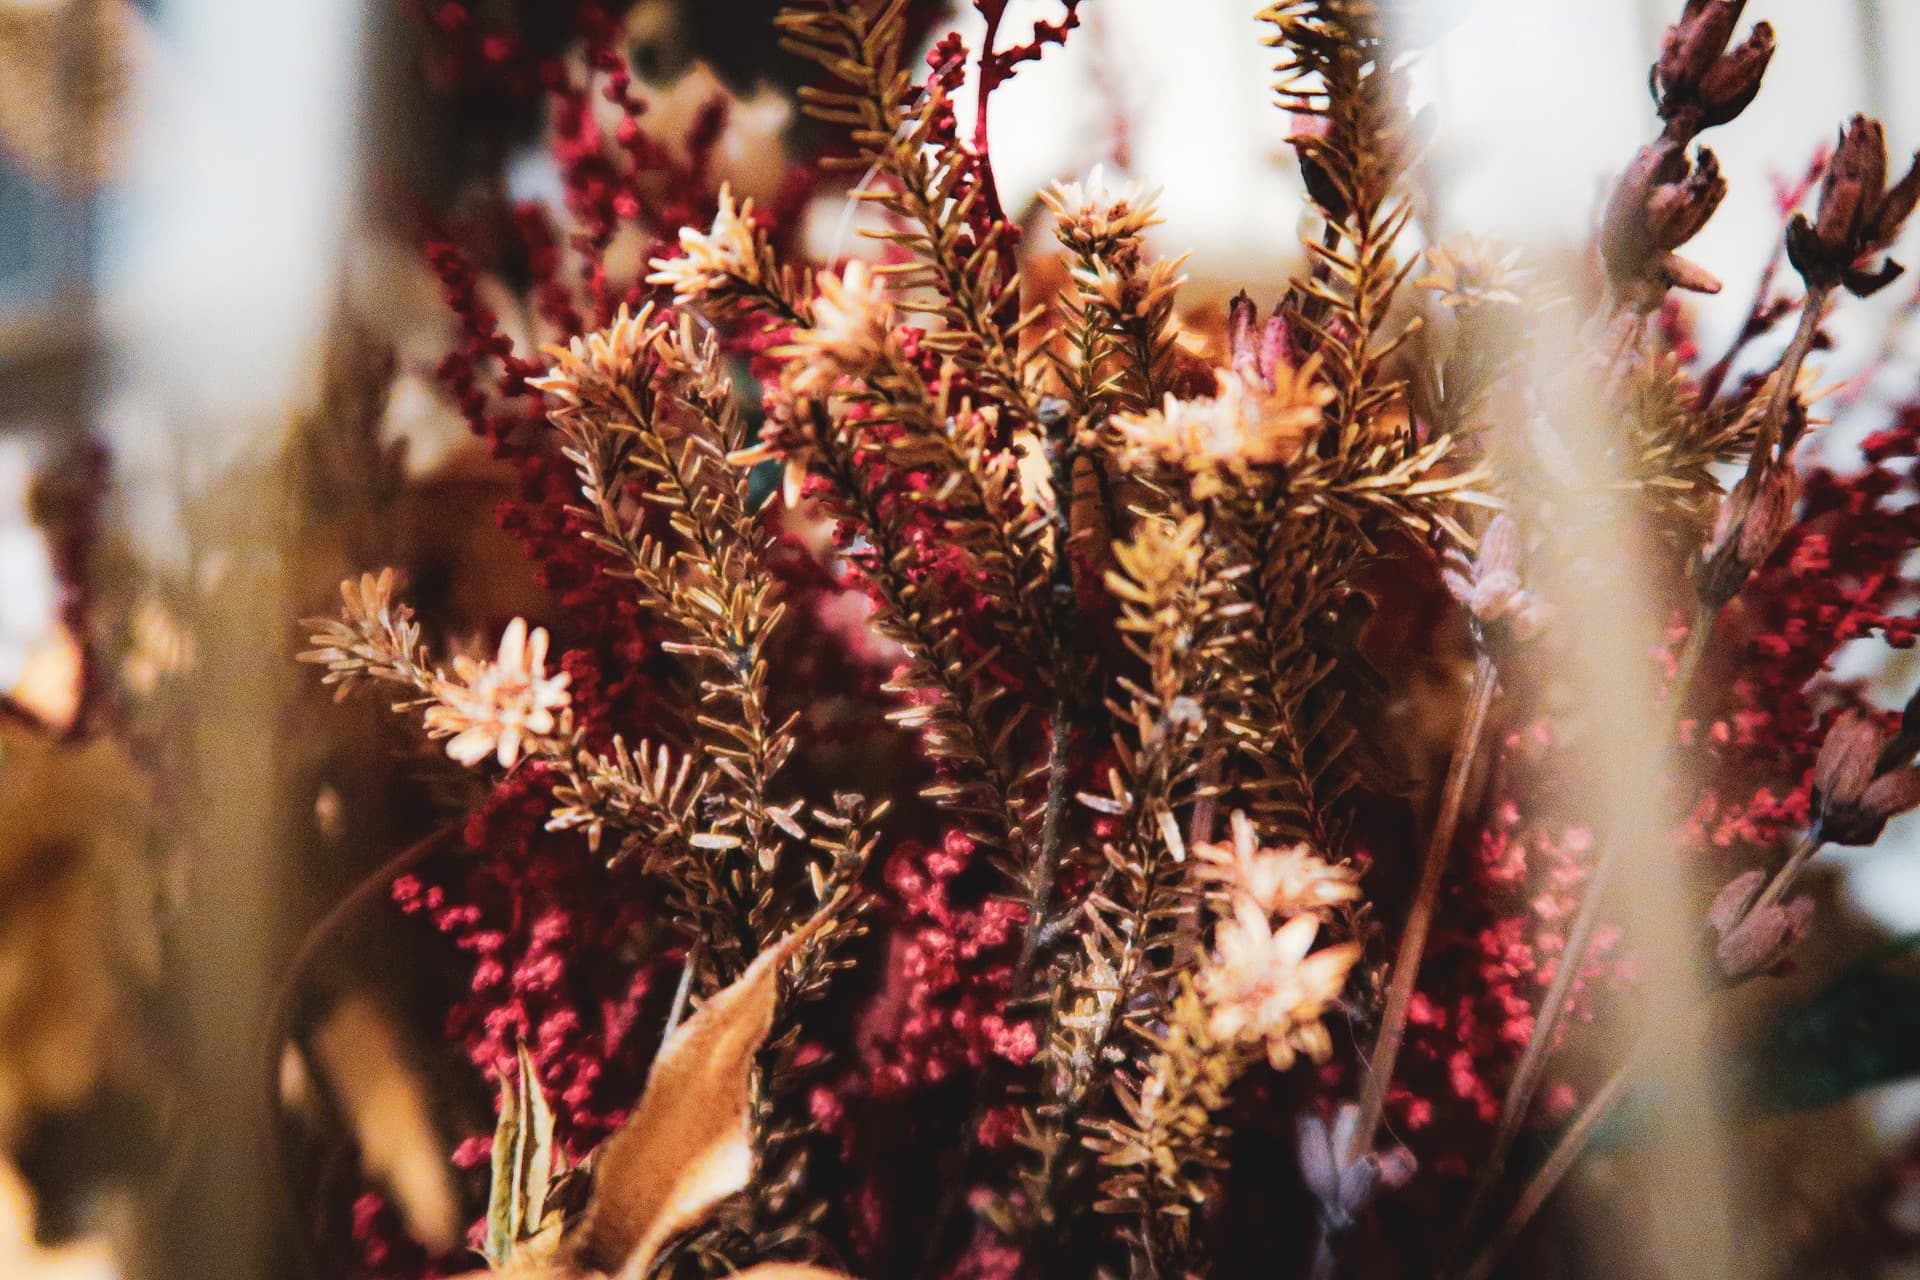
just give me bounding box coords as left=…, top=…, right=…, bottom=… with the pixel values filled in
left=483, top=1044, right=559, bottom=1270
left=1737, top=933, right=1920, bottom=1113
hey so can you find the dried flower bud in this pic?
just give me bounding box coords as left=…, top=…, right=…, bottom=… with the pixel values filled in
left=1692, top=22, right=1773, bottom=128
left=1290, top=112, right=1347, bottom=222
left=1655, top=2, right=1772, bottom=133
left=1440, top=515, right=1550, bottom=652
left=1697, top=461, right=1799, bottom=606
left=1644, top=146, right=1726, bottom=250
left=1812, top=711, right=1920, bottom=845
left=1602, top=139, right=1726, bottom=304
left=1297, top=1104, right=1416, bottom=1233
left=1227, top=292, right=1297, bottom=389
left=1707, top=869, right=1813, bottom=979
left=1787, top=116, right=1920, bottom=297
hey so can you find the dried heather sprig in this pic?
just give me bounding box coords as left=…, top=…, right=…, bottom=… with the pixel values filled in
left=645, top=185, right=805, bottom=320
left=298, top=569, right=434, bottom=704
left=1113, top=365, right=1335, bottom=497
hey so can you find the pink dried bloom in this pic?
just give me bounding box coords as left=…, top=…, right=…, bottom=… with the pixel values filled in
left=1440, top=515, right=1551, bottom=649
left=424, top=618, right=571, bottom=769
left=1193, top=811, right=1359, bottom=918
left=1199, top=900, right=1358, bottom=1071
left=1227, top=292, right=1297, bottom=390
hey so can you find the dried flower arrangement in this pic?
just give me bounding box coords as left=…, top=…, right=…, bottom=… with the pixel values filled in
left=284, top=1, right=1920, bottom=1277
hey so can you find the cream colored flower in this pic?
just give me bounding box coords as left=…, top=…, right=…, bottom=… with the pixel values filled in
left=1414, top=236, right=1525, bottom=310
left=528, top=303, right=661, bottom=413
left=645, top=185, right=764, bottom=305
left=782, top=259, right=896, bottom=395
left=424, top=618, right=571, bottom=769
left=1199, top=900, right=1359, bottom=1071
left=1041, top=164, right=1162, bottom=254
left=1114, top=361, right=1333, bottom=493
left=1194, top=811, right=1359, bottom=918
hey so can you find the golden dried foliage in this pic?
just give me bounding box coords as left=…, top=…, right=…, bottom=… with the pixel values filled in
left=776, top=0, right=1044, bottom=423
left=571, top=927, right=808, bottom=1277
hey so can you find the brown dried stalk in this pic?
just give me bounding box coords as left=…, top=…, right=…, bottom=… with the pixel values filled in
left=1348, top=652, right=1497, bottom=1160
left=1466, top=278, right=1825, bottom=1221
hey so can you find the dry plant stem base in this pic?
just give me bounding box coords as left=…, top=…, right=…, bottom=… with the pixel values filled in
left=1351, top=653, right=1500, bottom=1158
left=1457, top=1035, right=1647, bottom=1280
left=1459, top=835, right=1825, bottom=1276
left=1450, top=600, right=1717, bottom=1263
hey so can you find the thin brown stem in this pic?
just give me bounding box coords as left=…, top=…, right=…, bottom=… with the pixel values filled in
left=661, top=937, right=704, bottom=1045
left=1462, top=823, right=1820, bottom=1276
left=1749, top=286, right=1829, bottom=482
left=1458, top=1036, right=1645, bottom=1280
left=1350, top=653, right=1499, bottom=1160
left=1014, top=418, right=1080, bottom=991
left=1451, top=597, right=1714, bottom=1261
left=1746, top=830, right=1823, bottom=919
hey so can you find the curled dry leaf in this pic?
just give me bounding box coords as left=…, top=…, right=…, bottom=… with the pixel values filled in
left=572, top=922, right=821, bottom=1279
left=485, top=1042, right=562, bottom=1269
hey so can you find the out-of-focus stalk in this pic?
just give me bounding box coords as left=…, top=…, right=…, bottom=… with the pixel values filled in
left=1453, top=300, right=1736, bottom=1279
left=1350, top=653, right=1498, bottom=1160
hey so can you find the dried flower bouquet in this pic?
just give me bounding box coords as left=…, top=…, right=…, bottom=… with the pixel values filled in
left=291, top=1, right=1920, bottom=1277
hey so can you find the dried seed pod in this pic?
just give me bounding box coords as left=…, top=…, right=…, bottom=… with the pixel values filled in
left=1787, top=116, right=1920, bottom=297
left=1811, top=711, right=1920, bottom=846
left=1697, top=461, right=1800, bottom=606
left=1654, top=1, right=1773, bottom=133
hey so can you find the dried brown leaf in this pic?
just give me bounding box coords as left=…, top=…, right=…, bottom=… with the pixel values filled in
left=571, top=926, right=816, bottom=1278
